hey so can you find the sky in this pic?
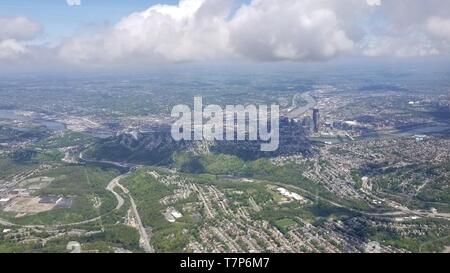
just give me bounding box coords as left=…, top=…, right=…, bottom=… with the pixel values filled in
left=0, top=1, right=183, bottom=44
left=1, top=0, right=450, bottom=71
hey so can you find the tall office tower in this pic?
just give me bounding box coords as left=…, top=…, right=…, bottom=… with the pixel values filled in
left=313, top=109, right=320, bottom=133
left=302, top=116, right=312, bottom=134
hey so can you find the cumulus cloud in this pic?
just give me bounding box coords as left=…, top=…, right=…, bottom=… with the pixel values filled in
left=0, top=16, right=42, bottom=41
left=228, top=0, right=354, bottom=61
left=0, top=17, right=41, bottom=62
left=427, top=17, right=450, bottom=41
left=59, top=0, right=232, bottom=64
left=6, top=0, right=450, bottom=67
left=59, top=0, right=359, bottom=65
left=361, top=35, right=439, bottom=57
left=355, top=0, right=450, bottom=57
left=0, top=39, right=29, bottom=61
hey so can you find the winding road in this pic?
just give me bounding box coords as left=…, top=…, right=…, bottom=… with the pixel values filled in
left=106, top=174, right=126, bottom=210
left=105, top=171, right=154, bottom=253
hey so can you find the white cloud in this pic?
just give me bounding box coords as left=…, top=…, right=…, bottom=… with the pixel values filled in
left=0, top=16, right=42, bottom=41
left=228, top=0, right=354, bottom=61
left=427, top=17, right=450, bottom=41
left=0, top=17, right=41, bottom=62
left=0, top=39, right=29, bottom=61
left=361, top=35, right=439, bottom=57
left=59, top=0, right=232, bottom=64
left=59, top=0, right=358, bottom=65
left=6, top=0, right=450, bottom=68
left=356, top=0, right=450, bottom=57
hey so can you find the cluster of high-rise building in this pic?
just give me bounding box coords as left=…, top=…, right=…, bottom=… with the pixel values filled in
left=300, top=109, right=320, bottom=134
left=312, top=109, right=320, bottom=133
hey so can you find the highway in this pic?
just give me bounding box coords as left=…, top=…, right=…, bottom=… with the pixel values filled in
left=113, top=178, right=154, bottom=253
left=279, top=182, right=450, bottom=221
left=106, top=174, right=126, bottom=210
left=80, top=153, right=153, bottom=252
left=0, top=218, right=14, bottom=226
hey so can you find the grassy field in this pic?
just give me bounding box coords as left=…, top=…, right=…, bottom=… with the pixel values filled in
left=0, top=224, right=140, bottom=253
left=11, top=165, right=120, bottom=226
left=0, top=157, right=37, bottom=180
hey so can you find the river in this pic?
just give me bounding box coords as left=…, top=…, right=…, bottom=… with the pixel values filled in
left=0, top=110, right=66, bottom=131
